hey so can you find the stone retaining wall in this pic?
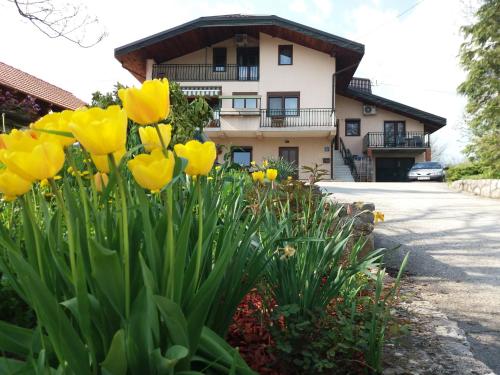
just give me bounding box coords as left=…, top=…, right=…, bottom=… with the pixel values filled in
left=450, top=179, right=500, bottom=199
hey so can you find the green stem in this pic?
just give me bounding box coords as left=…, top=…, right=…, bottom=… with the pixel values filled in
left=194, top=178, right=203, bottom=289
left=48, top=179, right=77, bottom=288
left=153, top=123, right=168, bottom=156
left=162, top=186, right=175, bottom=298
left=109, top=154, right=130, bottom=319
left=21, top=196, right=45, bottom=284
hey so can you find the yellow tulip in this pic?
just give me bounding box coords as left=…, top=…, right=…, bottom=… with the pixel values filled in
left=94, top=172, right=109, bottom=192
left=139, top=124, right=172, bottom=152
left=118, top=79, right=170, bottom=125
left=0, top=129, right=65, bottom=181
left=252, top=170, right=265, bottom=183
left=91, top=148, right=126, bottom=173
left=127, top=149, right=175, bottom=191
left=263, top=160, right=269, bottom=168
left=0, top=168, right=32, bottom=200
left=174, top=140, right=216, bottom=176
left=266, top=168, right=278, bottom=181
left=69, top=105, right=127, bottom=155
left=30, top=110, right=76, bottom=147
left=374, top=211, right=385, bottom=223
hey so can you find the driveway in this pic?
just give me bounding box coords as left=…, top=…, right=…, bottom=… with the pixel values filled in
left=318, top=182, right=500, bottom=372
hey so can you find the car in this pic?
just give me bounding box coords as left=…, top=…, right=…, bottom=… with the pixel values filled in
left=407, top=162, right=445, bottom=182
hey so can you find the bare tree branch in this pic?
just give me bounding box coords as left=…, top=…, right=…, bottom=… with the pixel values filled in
left=9, top=0, right=107, bottom=48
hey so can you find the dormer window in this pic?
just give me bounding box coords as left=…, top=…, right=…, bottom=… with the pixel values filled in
left=213, top=48, right=227, bottom=72
left=278, top=45, right=293, bottom=65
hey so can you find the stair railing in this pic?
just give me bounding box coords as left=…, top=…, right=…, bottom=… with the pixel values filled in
left=338, top=137, right=360, bottom=182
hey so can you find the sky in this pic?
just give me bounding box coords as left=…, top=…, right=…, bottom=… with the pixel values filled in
left=0, top=0, right=478, bottom=164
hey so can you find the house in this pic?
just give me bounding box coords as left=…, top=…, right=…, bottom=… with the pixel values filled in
left=114, top=14, right=446, bottom=181
left=0, top=61, right=86, bottom=129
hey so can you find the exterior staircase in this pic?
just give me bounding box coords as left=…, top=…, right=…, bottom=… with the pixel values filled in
left=332, top=150, right=355, bottom=182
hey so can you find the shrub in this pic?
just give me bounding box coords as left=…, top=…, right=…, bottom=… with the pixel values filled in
left=446, top=161, right=484, bottom=181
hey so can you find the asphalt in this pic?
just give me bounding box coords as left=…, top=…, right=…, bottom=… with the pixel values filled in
left=318, top=182, right=500, bottom=373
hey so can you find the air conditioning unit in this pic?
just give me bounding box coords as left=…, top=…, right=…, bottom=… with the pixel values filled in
left=235, top=34, right=248, bottom=46
left=363, top=104, right=376, bottom=115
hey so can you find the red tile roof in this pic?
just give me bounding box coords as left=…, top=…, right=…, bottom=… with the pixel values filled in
left=0, top=61, right=86, bottom=110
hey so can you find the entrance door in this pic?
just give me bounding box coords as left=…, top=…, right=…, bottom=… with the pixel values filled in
left=279, top=147, right=299, bottom=178
left=237, top=47, right=259, bottom=80
left=384, top=121, right=406, bottom=147
left=375, top=157, right=414, bottom=182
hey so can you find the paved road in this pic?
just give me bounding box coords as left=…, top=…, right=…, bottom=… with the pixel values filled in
left=318, top=182, right=500, bottom=373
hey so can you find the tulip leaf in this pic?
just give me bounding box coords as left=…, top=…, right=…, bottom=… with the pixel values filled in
left=0, top=320, right=34, bottom=357
left=154, top=296, right=190, bottom=349
left=89, top=239, right=125, bottom=318
left=7, top=252, right=90, bottom=374
left=30, top=128, right=74, bottom=138
left=101, top=329, right=127, bottom=375
left=0, top=357, right=27, bottom=374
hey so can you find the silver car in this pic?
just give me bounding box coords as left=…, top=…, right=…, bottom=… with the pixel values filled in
left=407, top=162, right=445, bottom=182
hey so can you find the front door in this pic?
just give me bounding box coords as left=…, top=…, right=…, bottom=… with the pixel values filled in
left=237, top=47, right=259, bottom=80
left=384, top=121, right=406, bottom=147
left=375, top=157, right=414, bottom=182
left=279, top=147, right=299, bottom=178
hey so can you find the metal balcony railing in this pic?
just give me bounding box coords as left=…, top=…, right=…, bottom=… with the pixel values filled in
left=363, top=132, right=430, bottom=149
left=260, top=108, right=334, bottom=128
left=152, top=64, right=259, bottom=81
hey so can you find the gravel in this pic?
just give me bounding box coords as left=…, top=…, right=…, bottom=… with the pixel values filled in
left=319, top=181, right=500, bottom=373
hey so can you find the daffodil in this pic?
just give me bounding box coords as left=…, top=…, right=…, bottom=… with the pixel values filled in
left=91, top=148, right=126, bottom=173
left=69, top=105, right=127, bottom=155
left=374, top=211, right=385, bottom=223
left=118, top=79, right=170, bottom=125
left=0, top=129, right=65, bottom=181
left=266, top=168, right=278, bottom=181
left=0, top=167, right=32, bottom=200
left=139, top=124, right=171, bottom=152
left=174, top=140, right=216, bottom=176
left=30, top=110, right=76, bottom=147
left=252, top=170, right=265, bottom=183
left=128, top=148, right=175, bottom=191
left=94, top=172, right=109, bottom=192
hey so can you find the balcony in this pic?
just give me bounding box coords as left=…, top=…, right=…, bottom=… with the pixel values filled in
left=205, top=108, right=333, bottom=129
left=152, top=64, right=259, bottom=81
left=363, top=132, right=430, bottom=151
left=260, top=108, right=334, bottom=128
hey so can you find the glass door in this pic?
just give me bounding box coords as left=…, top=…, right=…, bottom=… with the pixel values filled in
left=384, top=121, right=406, bottom=147
left=237, top=47, right=259, bottom=80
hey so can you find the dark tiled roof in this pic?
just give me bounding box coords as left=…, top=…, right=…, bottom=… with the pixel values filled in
left=341, top=80, right=446, bottom=130
left=0, top=61, right=86, bottom=110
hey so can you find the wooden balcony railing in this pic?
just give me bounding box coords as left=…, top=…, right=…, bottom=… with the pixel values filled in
left=152, top=64, right=259, bottom=81
left=363, top=132, right=430, bottom=150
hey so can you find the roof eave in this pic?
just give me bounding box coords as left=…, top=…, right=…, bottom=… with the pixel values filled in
left=339, top=88, right=446, bottom=130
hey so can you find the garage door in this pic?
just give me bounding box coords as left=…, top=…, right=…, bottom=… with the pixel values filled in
left=376, top=158, right=414, bottom=182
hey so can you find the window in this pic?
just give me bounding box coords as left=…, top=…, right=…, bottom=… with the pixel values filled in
left=267, top=92, right=300, bottom=116
left=231, top=147, right=252, bottom=167
left=278, top=45, right=293, bottom=65
left=232, top=92, right=258, bottom=109
left=213, top=48, right=227, bottom=72
left=345, top=119, right=361, bottom=136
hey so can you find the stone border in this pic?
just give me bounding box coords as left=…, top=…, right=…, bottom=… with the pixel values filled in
left=450, top=179, right=500, bottom=199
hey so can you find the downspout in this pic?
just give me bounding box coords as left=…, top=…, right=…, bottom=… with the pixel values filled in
left=331, top=73, right=336, bottom=179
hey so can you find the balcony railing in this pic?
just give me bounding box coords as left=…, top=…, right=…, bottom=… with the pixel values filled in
left=152, top=64, right=259, bottom=81
left=260, top=108, right=333, bottom=128
left=363, top=132, right=430, bottom=149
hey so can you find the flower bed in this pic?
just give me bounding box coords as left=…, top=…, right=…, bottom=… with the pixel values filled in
left=0, top=79, right=406, bottom=374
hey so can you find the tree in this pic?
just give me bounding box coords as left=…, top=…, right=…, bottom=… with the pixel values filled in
left=458, top=0, right=500, bottom=177
left=9, top=0, right=107, bottom=47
